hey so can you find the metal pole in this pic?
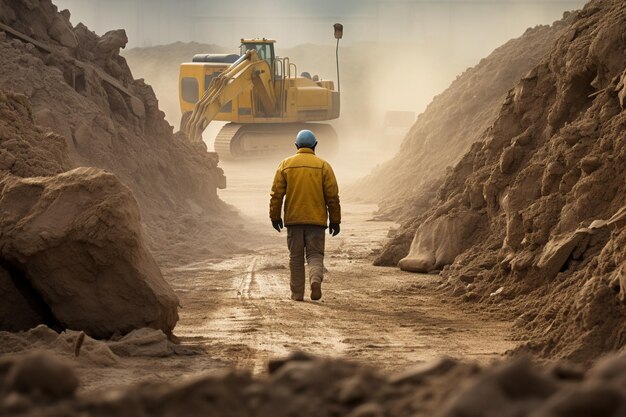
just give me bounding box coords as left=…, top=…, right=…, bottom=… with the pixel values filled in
left=335, top=38, right=340, bottom=93
left=333, top=23, right=343, bottom=93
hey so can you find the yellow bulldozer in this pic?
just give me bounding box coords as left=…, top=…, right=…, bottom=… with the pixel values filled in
left=179, top=25, right=343, bottom=159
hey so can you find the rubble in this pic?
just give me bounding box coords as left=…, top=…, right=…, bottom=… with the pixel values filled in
left=379, top=0, right=625, bottom=361
left=1, top=351, right=79, bottom=401
left=0, top=85, right=181, bottom=337
left=0, top=168, right=179, bottom=338
left=1, top=352, right=624, bottom=417
left=0, top=0, right=233, bottom=265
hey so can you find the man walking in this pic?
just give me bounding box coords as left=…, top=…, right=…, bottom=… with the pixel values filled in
left=269, top=130, right=341, bottom=301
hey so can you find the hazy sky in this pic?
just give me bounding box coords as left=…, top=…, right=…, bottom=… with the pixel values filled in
left=54, top=0, right=586, bottom=54
left=52, top=0, right=588, bottom=131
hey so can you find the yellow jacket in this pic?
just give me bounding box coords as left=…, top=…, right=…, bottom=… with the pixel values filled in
left=270, top=148, right=341, bottom=227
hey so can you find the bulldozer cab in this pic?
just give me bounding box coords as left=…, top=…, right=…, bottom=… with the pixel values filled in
left=240, top=39, right=275, bottom=72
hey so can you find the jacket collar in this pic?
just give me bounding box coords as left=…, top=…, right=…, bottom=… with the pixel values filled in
left=297, top=148, right=315, bottom=154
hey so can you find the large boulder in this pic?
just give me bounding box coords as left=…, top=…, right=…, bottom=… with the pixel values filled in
left=399, top=208, right=483, bottom=273
left=0, top=167, right=179, bottom=338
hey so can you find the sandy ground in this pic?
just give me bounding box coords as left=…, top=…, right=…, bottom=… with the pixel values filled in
left=165, top=159, right=514, bottom=372
left=71, top=154, right=515, bottom=394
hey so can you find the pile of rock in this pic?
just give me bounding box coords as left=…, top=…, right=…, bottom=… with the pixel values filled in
left=0, top=0, right=232, bottom=265
left=2, top=351, right=624, bottom=417
left=0, top=90, right=178, bottom=337
left=381, top=0, right=626, bottom=360
left=0, top=1, right=222, bottom=336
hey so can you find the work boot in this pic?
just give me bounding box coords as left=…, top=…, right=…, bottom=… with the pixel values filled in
left=310, top=281, right=322, bottom=301
left=291, top=293, right=304, bottom=301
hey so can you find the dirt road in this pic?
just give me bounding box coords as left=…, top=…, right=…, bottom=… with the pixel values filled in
left=51, top=156, right=516, bottom=394
left=164, top=159, right=515, bottom=375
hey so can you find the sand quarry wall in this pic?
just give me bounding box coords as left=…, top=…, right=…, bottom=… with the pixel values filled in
left=346, top=14, right=572, bottom=218
left=0, top=0, right=236, bottom=263
left=0, top=0, right=242, bottom=336
left=379, top=0, right=626, bottom=361
left=0, top=91, right=179, bottom=338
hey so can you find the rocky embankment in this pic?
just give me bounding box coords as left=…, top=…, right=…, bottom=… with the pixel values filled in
left=0, top=0, right=236, bottom=264
left=345, top=14, right=573, bottom=220
left=379, top=0, right=626, bottom=361
left=0, top=0, right=239, bottom=336
left=0, top=68, right=178, bottom=339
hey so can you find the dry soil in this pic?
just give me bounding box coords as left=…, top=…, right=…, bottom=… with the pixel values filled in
left=162, top=160, right=515, bottom=377
left=1, top=159, right=515, bottom=397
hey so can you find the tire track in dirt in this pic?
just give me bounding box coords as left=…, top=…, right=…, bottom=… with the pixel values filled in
left=231, top=254, right=351, bottom=373
left=237, top=255, right=285, bottom=374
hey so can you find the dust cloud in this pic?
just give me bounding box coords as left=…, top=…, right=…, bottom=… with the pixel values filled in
left=2, top=0, right=626, bottom=415
left=71, top=0, right=585, bottom=189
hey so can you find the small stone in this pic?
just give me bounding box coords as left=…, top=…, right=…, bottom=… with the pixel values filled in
left=512, top=131, right=532, bottom=146
left=511, top=251, right=534, bottom=271
left=10, top=39, right=24, bottom=49
left=490, top=287, right=504, bottom=297
left=97, top=29, right=128, bottom=54
left=3, top=351, right=79, bottom=400
left=500, top=146, right=517, bottom=174
left=129, top=96, right=146, bottom=118
left=521, top=67, right=538, bottom=81
left=346, top=402, right=385, bottom=417
left=463, top=292, right=479, bottom=302
left=337, top=375, right=371, bottom=404
left=48, top=15, right=78, bottom=48
left=588, top=219, right=608, bottom=229
left=549, top=362, right=585, bottom=380
left=452, top=285, right=466, bottom=297
left=268, top=351, right=313, bottom=374
left=538, top=385, right=622, bottom=416
left=459, top=273, right=475, bottom=284
left=580, top=156, right=602, bottom=174
left=0, top=149, right=17, bottom=170
left=390, top=357, right=458, bottom=385
left=0, top=392, right=32, bottom=414
left=60, top=9, right=71, bottom=20
left=467, top=184, right=485, bottom=209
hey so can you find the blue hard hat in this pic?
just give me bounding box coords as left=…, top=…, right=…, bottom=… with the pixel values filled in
left=295, top=130, right=317, bottom=148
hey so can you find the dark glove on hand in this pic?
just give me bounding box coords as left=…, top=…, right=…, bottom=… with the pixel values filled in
left=329, top=223, right=340, bottom=237
left=272, top=219, right=284, bottom=232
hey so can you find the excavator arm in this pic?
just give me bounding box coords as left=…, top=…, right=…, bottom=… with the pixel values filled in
left=182, top=50, right=277, bottom=142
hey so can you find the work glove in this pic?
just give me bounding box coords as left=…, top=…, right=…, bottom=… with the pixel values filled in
left=329, top=223, right=340, bottom=237
left=272, top=219, right=284, bottom=233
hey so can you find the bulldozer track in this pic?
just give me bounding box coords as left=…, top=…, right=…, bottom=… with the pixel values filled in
left=214, top=123, right=243, bottom=157
left=213, top=123, right=339, bottom=160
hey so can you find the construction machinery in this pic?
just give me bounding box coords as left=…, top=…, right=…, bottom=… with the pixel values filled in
left=179, top=27, right=343, bottom=159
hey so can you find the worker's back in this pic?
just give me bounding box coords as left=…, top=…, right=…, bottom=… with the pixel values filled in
left=270, top=148, right=340, bottom=227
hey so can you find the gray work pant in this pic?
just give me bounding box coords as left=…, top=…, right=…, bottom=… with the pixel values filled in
left=287, top=225, right=325, bottom=298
